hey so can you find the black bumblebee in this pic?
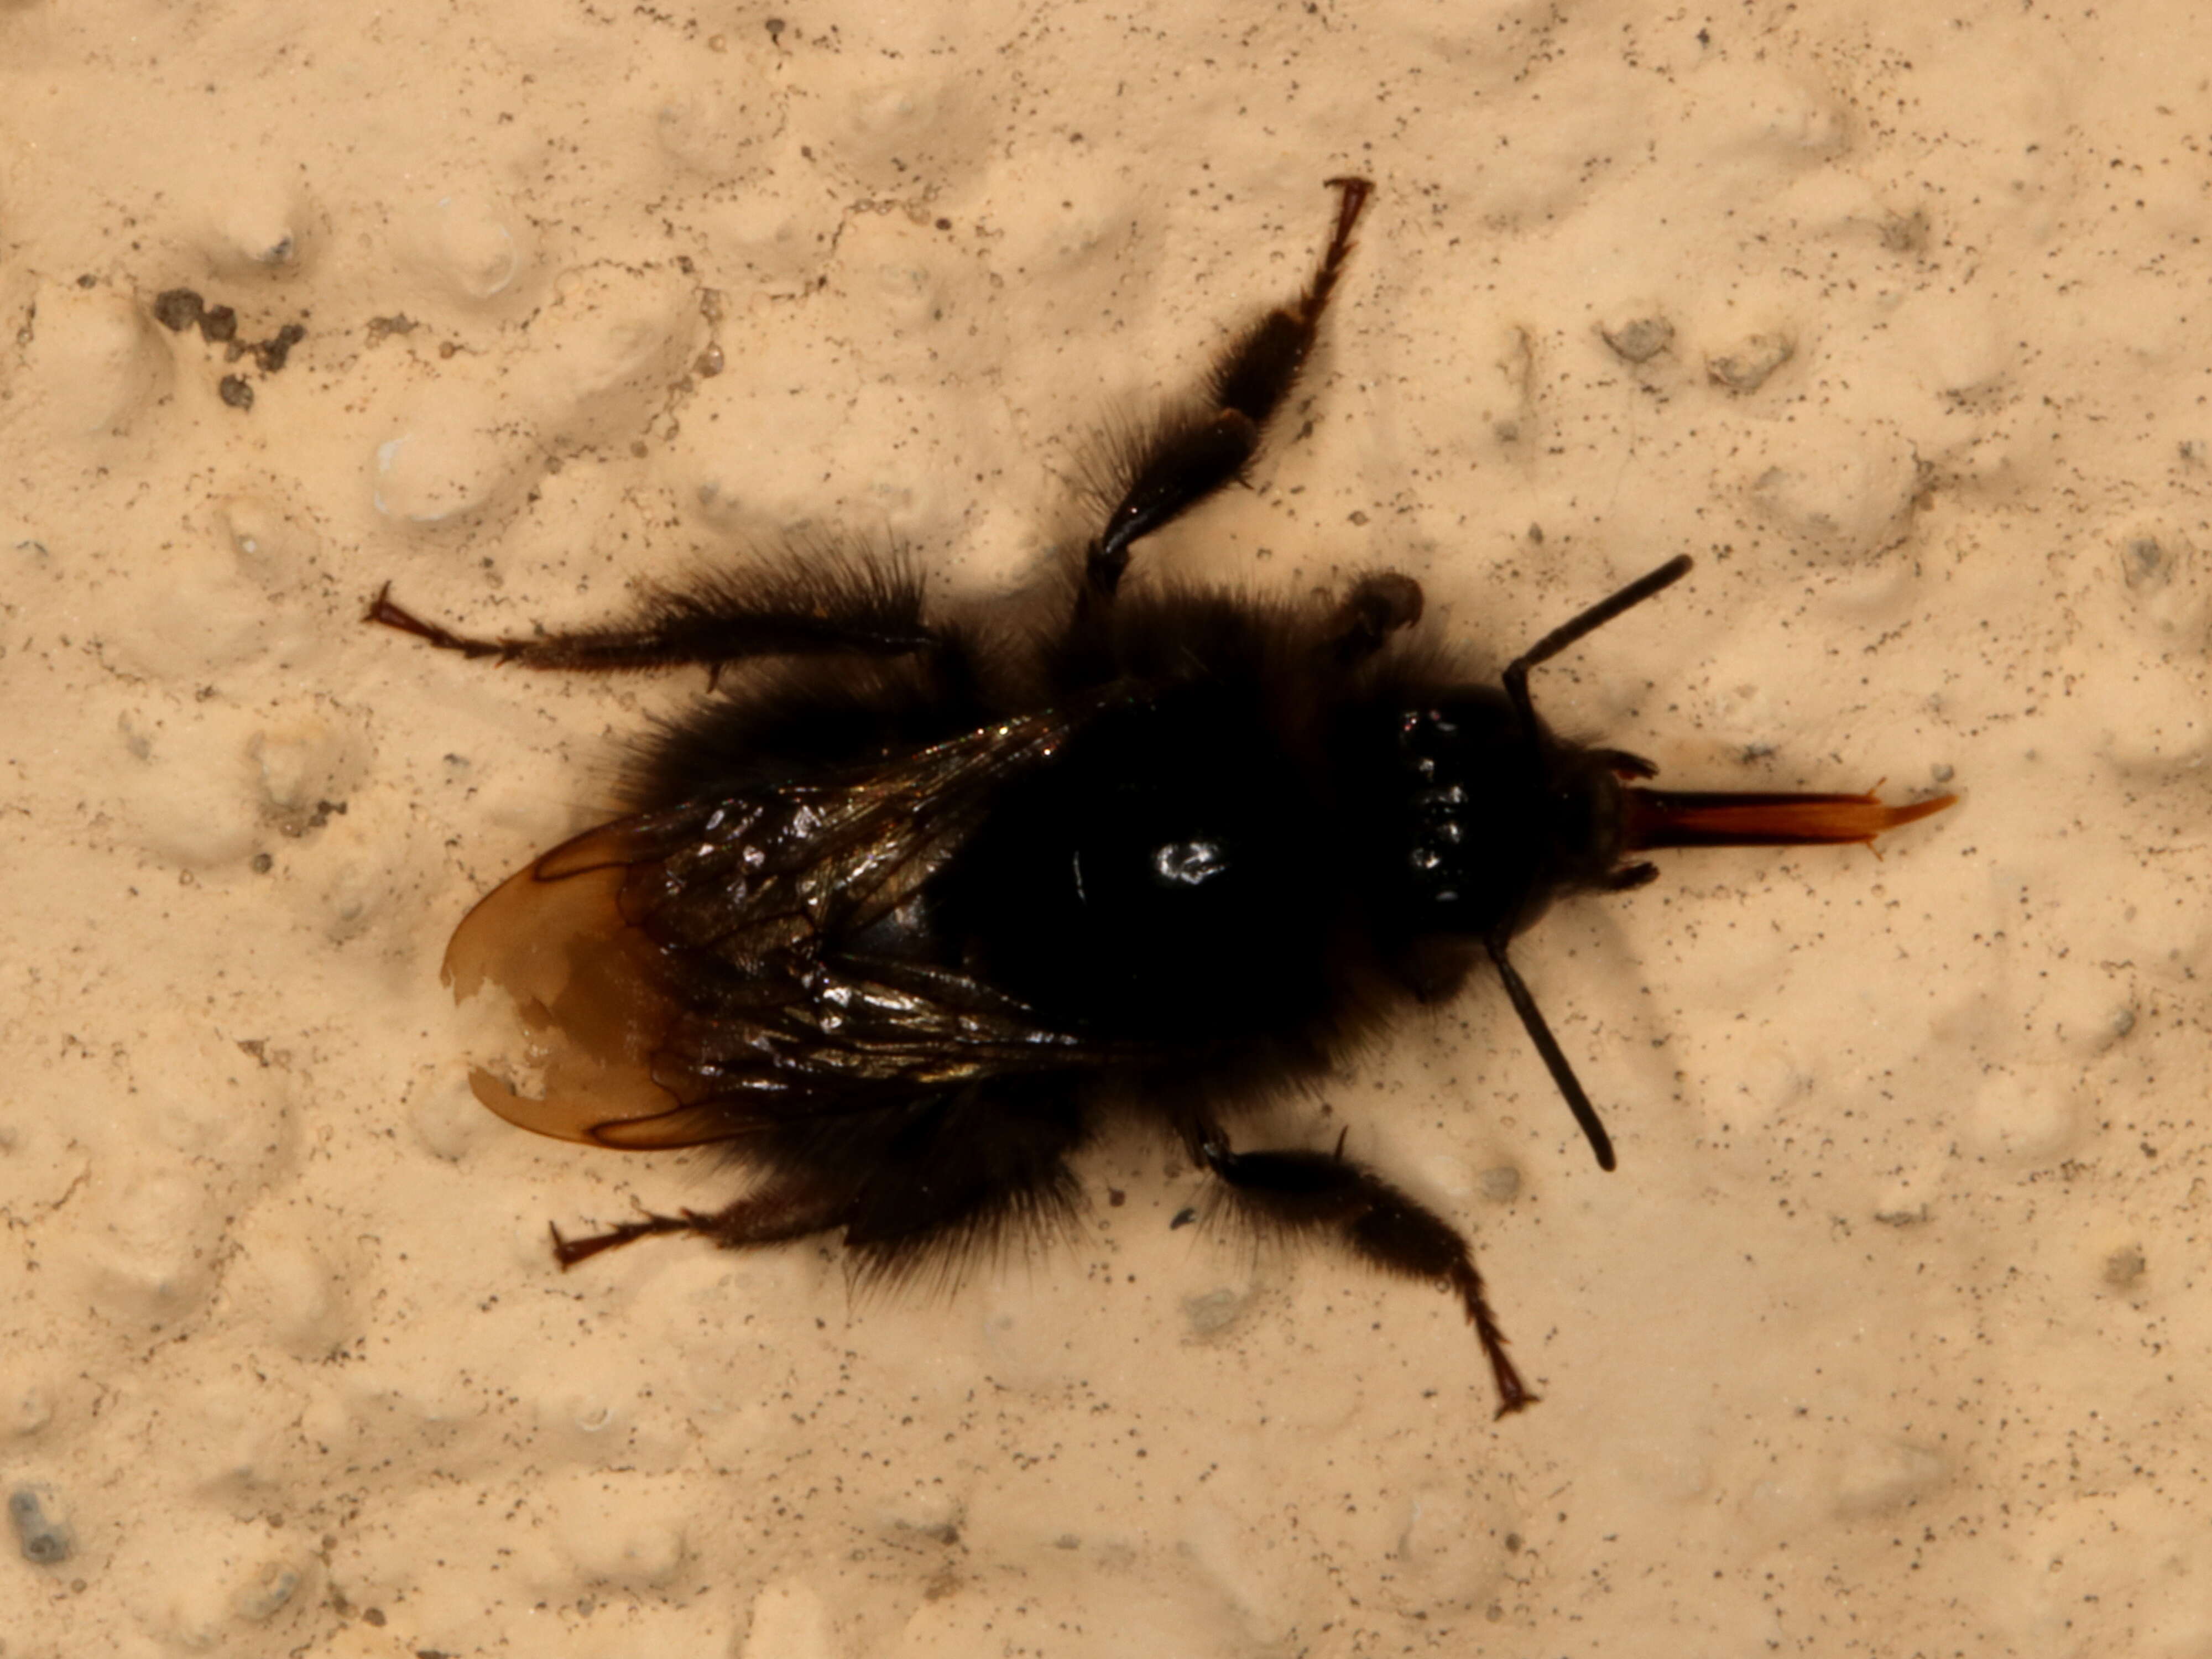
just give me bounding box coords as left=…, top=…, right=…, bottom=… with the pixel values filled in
left=371, top=179, right=1951, bottom=1415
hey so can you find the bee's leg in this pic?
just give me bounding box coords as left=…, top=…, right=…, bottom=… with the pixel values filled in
left=365, top=547, right=950, bottom=676
left=561, top=1087, right=1093, bottom=1284
left=1594, top=748, right=1658, bottom=780
left=1325, top=570, right=1424, bottom=666
left=1191, top=1128, right=1534, bottom=1416
left=549, top=1171, right=859, bottom=1269
left=1080, top=176, right=1374, bottom=609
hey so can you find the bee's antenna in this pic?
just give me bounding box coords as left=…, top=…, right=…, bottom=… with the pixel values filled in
left=1485, top=933, right=1616, bottom=1172
left=1503, top=554, right=1694, bottom=730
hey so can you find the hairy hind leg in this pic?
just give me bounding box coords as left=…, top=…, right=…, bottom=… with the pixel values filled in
left=552, top=1084, right=1090, bottom=1290
left=367, top=546, right=949, bottom=676
left=549, top=1170, right=860, bottom=1269
left=1191, top=1126, right=1533, bottom=1416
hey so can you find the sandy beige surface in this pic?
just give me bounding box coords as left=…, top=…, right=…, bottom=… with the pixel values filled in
left=2, top=0, right=2207, bottom=1654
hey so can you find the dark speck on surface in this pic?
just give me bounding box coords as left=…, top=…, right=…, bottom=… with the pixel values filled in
left=152, top=288, right=205, bottom=332
left=254, top=322, right=306, bottom=373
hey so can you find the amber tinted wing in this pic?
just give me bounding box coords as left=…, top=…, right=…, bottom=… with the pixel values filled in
left=445, top=706, right=1122, bottom=1150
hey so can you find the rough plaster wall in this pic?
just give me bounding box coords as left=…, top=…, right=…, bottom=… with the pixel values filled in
left=0, top=0, right=2206, bottom=1654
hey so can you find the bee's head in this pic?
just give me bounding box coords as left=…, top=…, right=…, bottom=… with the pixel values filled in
left=1373, top=691, right=1629, bottom=942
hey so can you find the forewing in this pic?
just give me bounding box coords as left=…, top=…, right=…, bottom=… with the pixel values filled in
left=444, top=706, right=1119, bottom=1150
left=446, top=817, right=690, bottom=1145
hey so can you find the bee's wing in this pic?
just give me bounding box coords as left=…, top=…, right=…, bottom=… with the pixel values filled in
left=444, top=706, right=1120, bottom=1151
left=444, top=817, right=716, bottom=1148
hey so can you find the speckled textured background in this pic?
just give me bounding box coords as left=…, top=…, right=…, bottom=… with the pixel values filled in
left=2, top=1, right=2206, bottom=1654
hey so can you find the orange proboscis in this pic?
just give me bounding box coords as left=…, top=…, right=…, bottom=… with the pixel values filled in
left=1625, top=787, right=1957, bottom=852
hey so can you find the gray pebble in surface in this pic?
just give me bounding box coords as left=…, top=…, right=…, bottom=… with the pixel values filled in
left=8, top=1486, right=72, bottom=1565
left=1183, top=1286, right=1248, bottom=1336
left=2103, top=1245, right=2147, bottom=1289
left=1601, top=316, right=1674, bottom=364
left=1707, top=332, right=1796, bottom=393
left=237, top=1561, right=301, bottom=1620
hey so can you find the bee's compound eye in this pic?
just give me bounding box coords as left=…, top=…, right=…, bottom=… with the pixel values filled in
left=1151, top=838, right=1229, bottom=886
